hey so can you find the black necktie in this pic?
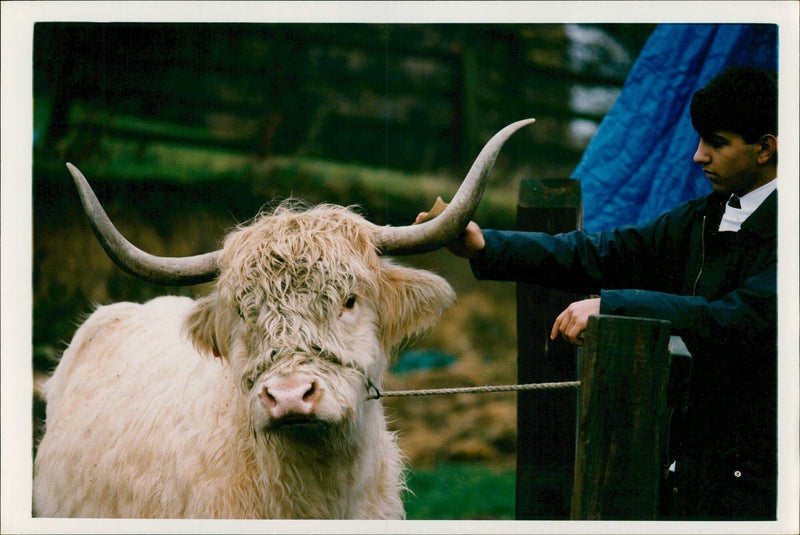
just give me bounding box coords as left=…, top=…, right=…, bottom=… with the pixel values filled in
left=728, top=195, right=741, bottom=209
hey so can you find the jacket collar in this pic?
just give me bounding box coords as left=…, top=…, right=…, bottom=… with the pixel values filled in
left=701, top=190, right=777, bottom=239
left=739, top=189, right=777, bottom=238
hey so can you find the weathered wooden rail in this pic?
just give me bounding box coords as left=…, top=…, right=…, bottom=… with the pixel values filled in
left=516, top=178, right=582, bottom=519
left=571, top=315, right=676, bottom=520
left=516, top=178, right=691, bottom=520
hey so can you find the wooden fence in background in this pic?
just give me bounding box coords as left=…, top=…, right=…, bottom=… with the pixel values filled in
left=33, top=23, right=652, bottom=180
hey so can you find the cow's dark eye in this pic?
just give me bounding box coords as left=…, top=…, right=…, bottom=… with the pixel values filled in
left=344, top=295, right=357, bottom=309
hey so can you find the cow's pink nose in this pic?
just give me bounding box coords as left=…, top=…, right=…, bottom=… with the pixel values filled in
left=260, top=379, right=320, bottom=420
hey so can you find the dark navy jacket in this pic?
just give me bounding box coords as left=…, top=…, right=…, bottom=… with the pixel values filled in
left=471, top=190, right=777, bottom=519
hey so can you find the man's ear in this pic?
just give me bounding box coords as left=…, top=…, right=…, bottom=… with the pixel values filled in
left=183, top=295, right=229, bottom=359
left=378, top=260, right=456, bottom=350
left=757, top=134, right=777, bottom=165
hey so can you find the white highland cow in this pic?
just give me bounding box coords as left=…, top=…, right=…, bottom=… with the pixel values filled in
left=33, top=119, right=534, bottom=519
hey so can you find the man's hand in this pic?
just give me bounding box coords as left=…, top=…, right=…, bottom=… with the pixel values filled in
left=414, top=213, right=485, bottom=259
left=551, top=298, right=600, bottom=346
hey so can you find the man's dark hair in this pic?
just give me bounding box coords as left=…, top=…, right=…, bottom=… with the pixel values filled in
left=690, top=66, right=777, bottom=143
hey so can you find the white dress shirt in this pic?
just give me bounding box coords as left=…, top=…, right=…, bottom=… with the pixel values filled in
left=718, top=179, right=777, bottom=232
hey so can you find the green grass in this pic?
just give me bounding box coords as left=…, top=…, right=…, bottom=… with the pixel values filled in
left=403, top=463, right=516, bottom=520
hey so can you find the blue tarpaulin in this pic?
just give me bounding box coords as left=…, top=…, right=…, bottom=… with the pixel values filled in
left=572, top=24, right=778, bottom=233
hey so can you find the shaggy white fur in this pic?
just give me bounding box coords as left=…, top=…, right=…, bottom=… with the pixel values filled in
left=33, top=203, right=455, bottom=519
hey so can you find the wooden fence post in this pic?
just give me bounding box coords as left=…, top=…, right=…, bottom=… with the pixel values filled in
left=515, top=178, right=582, bottom=519
left=571, top=314, right=672, bottom=520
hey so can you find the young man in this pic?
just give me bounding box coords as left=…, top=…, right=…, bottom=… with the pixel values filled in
left=434, top=66, right=778, bottom=519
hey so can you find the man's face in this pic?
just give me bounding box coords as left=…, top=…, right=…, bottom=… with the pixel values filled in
left=693, top=131, right=766, bottom=196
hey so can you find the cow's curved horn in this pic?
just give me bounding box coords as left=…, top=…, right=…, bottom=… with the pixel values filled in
left=375, top=118, right=535, bottom=255
left=67, top=163, right=220, bottom=286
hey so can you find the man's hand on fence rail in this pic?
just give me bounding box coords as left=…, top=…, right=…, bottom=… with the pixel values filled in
left=551, top=297, right=601, bottom=346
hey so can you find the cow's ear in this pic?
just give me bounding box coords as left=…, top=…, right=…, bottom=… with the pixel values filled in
left=183, top=295, right=229, bottom=360
left=379, top=260, right=456, bottom=349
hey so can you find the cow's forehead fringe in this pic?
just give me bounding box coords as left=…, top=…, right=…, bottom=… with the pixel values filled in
left=220, top=202, right=378, bottom=266
left=216, top=202, right=383, bottom=309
